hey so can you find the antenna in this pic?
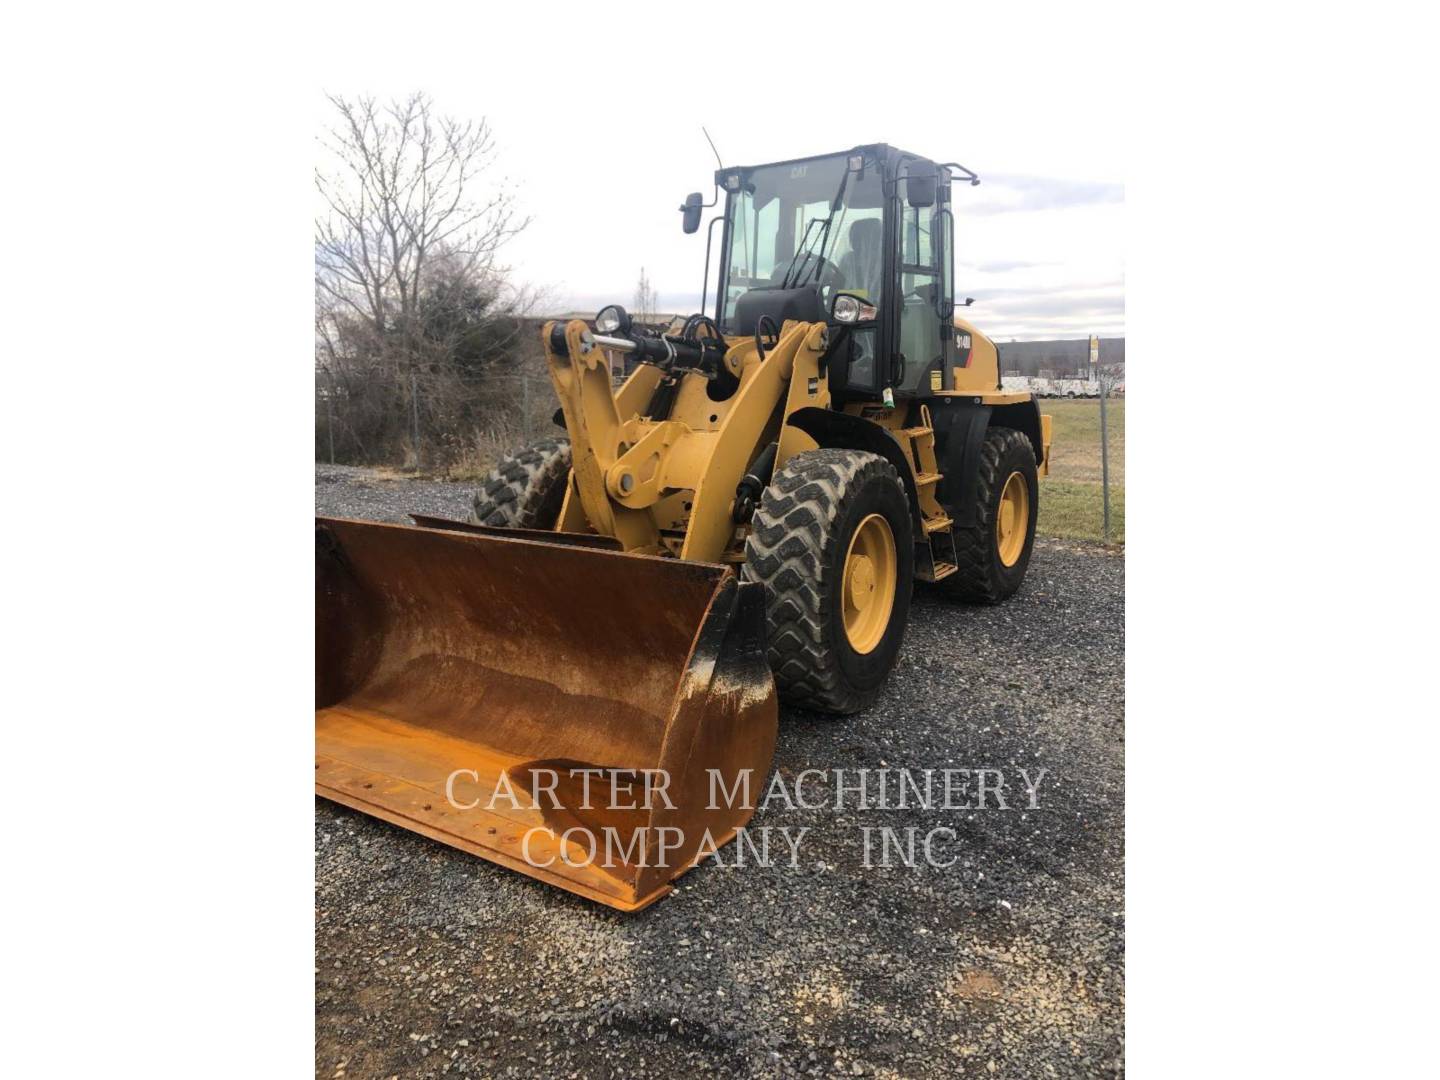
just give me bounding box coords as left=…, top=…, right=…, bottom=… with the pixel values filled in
left=702, top=126, right=724, bottom=170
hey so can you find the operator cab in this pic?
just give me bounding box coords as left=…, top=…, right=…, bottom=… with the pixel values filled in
left=695, top=144, right=974, bottom=401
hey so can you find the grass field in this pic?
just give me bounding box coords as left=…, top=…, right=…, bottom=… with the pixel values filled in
left=1037, top=397, right=1125, bottom=544
left=391, top=395, right=1125, bottom=544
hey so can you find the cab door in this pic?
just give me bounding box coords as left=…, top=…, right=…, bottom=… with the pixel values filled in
left=893, top=161, right=953, bottom=396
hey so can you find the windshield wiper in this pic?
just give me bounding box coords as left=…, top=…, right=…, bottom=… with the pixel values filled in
left=779, top=217, right=825, bottom=291
left=779, top=164, right=855, bottom=291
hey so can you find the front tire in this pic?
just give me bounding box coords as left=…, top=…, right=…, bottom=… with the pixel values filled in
left=743, top=449, right=914, bottom=714
left=942, top=427, right=1038, bottom=603
left=468, top=437, right=571, bottom=529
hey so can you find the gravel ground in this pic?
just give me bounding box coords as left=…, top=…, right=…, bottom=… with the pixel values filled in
left=315, top=464, right=1124, bottom=1079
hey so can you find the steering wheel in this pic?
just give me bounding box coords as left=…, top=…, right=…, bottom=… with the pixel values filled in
left=754, top=315, right=780, bottom=362
left=784, top=252, right=844, bottom=292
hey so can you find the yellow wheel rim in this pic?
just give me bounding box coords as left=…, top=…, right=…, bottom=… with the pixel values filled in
left=996, top=471, right=1030, bottom=567
left=842, top=513, right=897, bottom=654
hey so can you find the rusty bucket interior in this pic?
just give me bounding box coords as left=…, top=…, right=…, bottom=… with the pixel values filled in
left=315, top=517, right=778, bottom=912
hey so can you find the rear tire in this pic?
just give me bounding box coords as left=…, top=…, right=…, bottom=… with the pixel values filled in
left=468, top=437, right=571, bottom=529
left=743, top=449, right=914, bottom=714
left=942, top=427, right=1038, bottom=604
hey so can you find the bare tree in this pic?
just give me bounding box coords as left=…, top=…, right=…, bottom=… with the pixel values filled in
left=315, top=92, right=526, bottom=338
left=633, top=266, right=658, bottom=326
left=315, top=92, right=532, bottom=468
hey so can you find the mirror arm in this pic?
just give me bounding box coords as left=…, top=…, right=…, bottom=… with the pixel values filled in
left=939, top=161, right=982, bottom=187
left=699, top=214, right=725, bottom=322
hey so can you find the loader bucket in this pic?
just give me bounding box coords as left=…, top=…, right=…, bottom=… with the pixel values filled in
left=315, top=517, right=778, bottom=912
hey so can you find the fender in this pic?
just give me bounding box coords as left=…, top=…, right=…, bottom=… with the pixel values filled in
left=784, top=406, right=924, bottom=529
left=931, top=398, right=1045, bottom=528
left=929, top=401, right=990, bottom=529
left=989, top=400, right=1046, bottom=473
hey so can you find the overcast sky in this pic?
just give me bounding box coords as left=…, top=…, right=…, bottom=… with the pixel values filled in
left=319, top=11, right=1124, bottom=343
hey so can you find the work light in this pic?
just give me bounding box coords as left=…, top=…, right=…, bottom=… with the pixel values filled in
left=831, top=294, right=876, bottom=324
left=595, top=305, right=629, bottom=334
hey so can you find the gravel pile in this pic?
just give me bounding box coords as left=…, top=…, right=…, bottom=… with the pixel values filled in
left=316, top=466, right=1125, bottom=1078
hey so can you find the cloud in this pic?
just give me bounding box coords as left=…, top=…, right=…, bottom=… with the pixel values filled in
left=983, top=313, right=1127, bottom=342
left=964, top=281, right=1124, bottom=341
left=967, top=173, right=1124, bottom=216
left=974, top=283, right=1123, bottom=316
left=962, top=259, right=1056, bottom=274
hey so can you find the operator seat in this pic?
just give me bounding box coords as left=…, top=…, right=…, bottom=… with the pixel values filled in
left=837, top=218, right=883, bottom=301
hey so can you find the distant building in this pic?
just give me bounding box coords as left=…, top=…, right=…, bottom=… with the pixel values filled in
left=997, top=337, right=1125, bottom=378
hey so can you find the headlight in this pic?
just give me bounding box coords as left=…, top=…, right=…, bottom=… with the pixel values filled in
left=831, top=294, right=876, bottom=324
left=595, top=304, right=629, bottom=334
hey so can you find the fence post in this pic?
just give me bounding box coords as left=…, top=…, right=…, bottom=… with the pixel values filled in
left=410, top=371, right=421, bottom=466
left=1099, top=371, right=1111, bottom=543
left=521, top=359, right=530, bottom=441
left=325, top=373, right=335, bottom=465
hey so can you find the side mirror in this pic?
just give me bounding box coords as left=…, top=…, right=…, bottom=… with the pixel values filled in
left=905, top=166, right=938, bottom=208
left=831, top=292, right=878, bottom=327
left=680, top=192, right=703, bottom=234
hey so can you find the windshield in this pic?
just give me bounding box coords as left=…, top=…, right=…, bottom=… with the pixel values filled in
left=720, top=151, right=886, bottom=328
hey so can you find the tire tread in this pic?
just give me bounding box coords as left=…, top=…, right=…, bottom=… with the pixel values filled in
left=945, top=427, right=1035, bottom=603
left=468, top=437, right=572, bottom=529
left=743, top=449, right=906, bottom=714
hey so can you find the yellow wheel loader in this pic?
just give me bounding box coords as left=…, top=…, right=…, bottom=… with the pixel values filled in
left=316, top=144, right=1052, bottom=911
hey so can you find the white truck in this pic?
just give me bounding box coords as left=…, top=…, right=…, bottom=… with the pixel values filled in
left=1002, top=375, right=1102, bottom=398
